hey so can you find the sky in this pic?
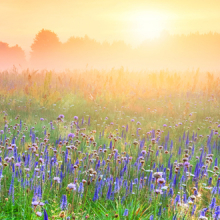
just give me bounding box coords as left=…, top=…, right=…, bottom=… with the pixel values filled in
left=1, top=0, right=220, bottom=56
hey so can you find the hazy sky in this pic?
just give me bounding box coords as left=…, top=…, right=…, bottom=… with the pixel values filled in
left=1, top=0, right=220, bottom=55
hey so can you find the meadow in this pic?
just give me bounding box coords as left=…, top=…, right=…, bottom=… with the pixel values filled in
left=0, top=68, right=220, bottom=219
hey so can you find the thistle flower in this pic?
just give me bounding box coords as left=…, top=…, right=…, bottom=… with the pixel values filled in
left=67, top=183, right=76, bottom=191
left=157, top=178, right=165, bottom=184
left=68, top=133, right=75, bottom=139
left=153, top=172, right=163, bottom=179
left=54, top=177, right=61, bottom=183
left=155, top=189, right=163, bottom=195
left=15, top=162, right=21, bottom=167
left=32, top=201, right=39, bottom=207
left=34, top=211, right=42, bottom=217
left=39, top=202, right=45, bottom=206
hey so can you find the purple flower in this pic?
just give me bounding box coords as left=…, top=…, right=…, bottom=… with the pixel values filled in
left=54, top=177, right=61, bottom=183
left=157, top=178, right=165, bottom=184
left=44, top=209, right=48, bottom=220
left=32, top=201, right=39, bottom=206
left=153, top=172, right=163, bottom=179
left=141, top=150, right=147, bottom=155
left=36, top=212, right=42, bottom=217
left=15, top=163, right=21, bottom=167
left=39, top=158, right=44, bottom=163
left=74, top=116, right=78, bottom=120
left=68, top=133, right=75, bottom=138
left=40, top=118, right=44, bottom=121
left=67, top=183, right=76, bottom=191
left=155, top=189, right=163, bottom=195
left=60, top=194, right=67, bottom=210
left=123, top=209, right=129, bottom=216
left=92, top=187, right=99, bottom=201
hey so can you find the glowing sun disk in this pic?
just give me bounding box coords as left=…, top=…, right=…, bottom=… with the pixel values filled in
left=129, top=11, right=168, bottom=40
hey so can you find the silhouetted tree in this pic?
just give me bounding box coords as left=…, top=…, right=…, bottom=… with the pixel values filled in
left=30, top=29, right=61, bottom=69
left=0, top=42, right=26, bottom=70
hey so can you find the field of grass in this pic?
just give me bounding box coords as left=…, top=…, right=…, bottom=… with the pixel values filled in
left=0, top=68, right=220, bottom=219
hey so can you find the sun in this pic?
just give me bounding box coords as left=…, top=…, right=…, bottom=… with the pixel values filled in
left=129, top=11, right=168, bottom=42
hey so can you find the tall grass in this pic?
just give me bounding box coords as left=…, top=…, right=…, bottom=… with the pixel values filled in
left=0, top=68, right=219, bottom=219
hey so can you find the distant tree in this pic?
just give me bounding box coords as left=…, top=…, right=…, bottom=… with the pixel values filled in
left=0, top=42, right=26, bottom=70
left=30, top=29, right=61, bottom=69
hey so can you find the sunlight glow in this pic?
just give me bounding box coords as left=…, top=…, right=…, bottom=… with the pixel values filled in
left=129, top=11, right=168, bottom=41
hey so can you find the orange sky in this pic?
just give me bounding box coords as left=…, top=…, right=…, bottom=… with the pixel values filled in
left=1, top=0, right=220, bottom=56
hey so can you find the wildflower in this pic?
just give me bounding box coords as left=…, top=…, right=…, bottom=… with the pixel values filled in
left=60, top=195, right=67, bottom=210
left=74, top=116, right=78, bottom=120
left=54, top=177, right=61, bottom=183
left=36, top=212, right=42, bottom=217
left=210, top=197, right=216, bottom=210
left=44, top=209, right=48, bottom=220
left=93, top=187, right=99, bottom=201
left=32, top=201, right=39, bottom=207
left=150, top=215, right=154, bottom=220
left=151, top=138, right=156, bottom=144
left=158, top=146, right=163, bottom=150
left=198, top=216, right=208, bottom=220
left=106, top=183, right=112, bottom=200
left=123, top=209, right=129, bottom=216
left=59, top=211, right=65, bottom=218
left=155, top=189, right=163, bottom=195
left=67, top=183, right=76, bottom=191
left=68, top=133, right=75, bottom=139
left=153, top=172, right=163, bottom=179
left=157, top=178, right=165, bottom=184
left=15, top=162, right=21, bottom=167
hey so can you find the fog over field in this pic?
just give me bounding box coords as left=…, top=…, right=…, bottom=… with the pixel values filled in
left=1, top=1, right=220, bottom=219
left=1, top=30, right=220, bottom=71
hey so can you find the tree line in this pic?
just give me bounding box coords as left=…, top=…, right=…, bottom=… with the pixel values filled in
left=1, top=29, right=220, bottom=71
